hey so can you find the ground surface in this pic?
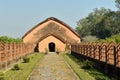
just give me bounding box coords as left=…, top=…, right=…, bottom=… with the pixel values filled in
left=28, top=52, right=80, bottom=80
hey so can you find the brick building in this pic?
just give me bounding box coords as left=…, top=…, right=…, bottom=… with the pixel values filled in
left=22, top=17, right=81, bottom=52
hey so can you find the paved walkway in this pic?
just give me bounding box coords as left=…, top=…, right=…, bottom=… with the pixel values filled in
left=28, top=53, right=80, bottom=80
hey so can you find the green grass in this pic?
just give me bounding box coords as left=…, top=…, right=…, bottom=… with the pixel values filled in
left=4, top=52, right=44, bottom=80
left=63, top=54, right=95, bottom=80
left=63, top=53, right=111, bottom=80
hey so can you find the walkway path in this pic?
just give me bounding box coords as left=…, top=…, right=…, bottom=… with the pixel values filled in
left=28, top=53, right=80, bottom=80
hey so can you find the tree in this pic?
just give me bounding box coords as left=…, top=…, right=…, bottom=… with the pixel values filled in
left=115, top=0, right=120, bottom=10
left=76, top=18, right=91, bottom=37
left=76, top=7, right=120, bottom=40
left=76, top=8, right=111, bottom=39
left=0, top=36, right=23, bottom=43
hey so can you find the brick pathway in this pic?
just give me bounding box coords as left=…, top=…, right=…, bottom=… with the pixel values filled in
left=28, top=53, right=80, bottom=80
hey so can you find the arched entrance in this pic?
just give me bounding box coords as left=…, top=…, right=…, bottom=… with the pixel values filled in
left=34, top=43, right=39, bottom=52
left=49, top=42, right=55, bottom=52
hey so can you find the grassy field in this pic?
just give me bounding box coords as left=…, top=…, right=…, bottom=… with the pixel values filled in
left=4, top=52, right=44, bottom=80
left=63, top=53, right=95, bottom=80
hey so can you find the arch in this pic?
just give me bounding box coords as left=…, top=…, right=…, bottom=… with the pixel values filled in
left=38, top=35, right=66, bottom=52
left=49, top=42, right=55, bottom=52
left=38, top=34, right=66, bottom=44
left=34, top=43, right=39, bottom=52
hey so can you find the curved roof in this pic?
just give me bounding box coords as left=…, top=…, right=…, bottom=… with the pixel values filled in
left=22, top=17, right=80, bottom=39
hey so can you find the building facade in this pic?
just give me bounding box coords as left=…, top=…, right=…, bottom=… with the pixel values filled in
left=22, top=17, right=81, bottom=52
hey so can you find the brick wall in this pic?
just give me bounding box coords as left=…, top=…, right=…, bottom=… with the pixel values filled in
left=0, top=42, right=34, bottom=71
left=71, top=42, right=120, bottom=79
left=71, top=42, right=120, bottom=67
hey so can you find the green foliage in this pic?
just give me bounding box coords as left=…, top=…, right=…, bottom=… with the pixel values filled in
left=89, top=69, right=111, bottom=80
left=23, top=57, right=30, bottom=63
left=0, top=36, right=23, bottom=43
left=115, top=0, right=120, bottom=10
left=99, top=34, right=120, bottom=43
left=12, top=64, right=20, bottom=70
left=82, top=36, right=98, bottom=42
left=76, top=7, right=120, bottom=39
left=115, top=37, right=120, bottom=43
left=81, top=60, right=93, bottom=70
left=0, top=72, right=4, bottom=80
left=64, top=54, right=111, bottom=80
left=76, top=8, right=111, bottom=38
left=4, top=53, right=44, bottom=80
left=63, top=54, right=95, bottom=80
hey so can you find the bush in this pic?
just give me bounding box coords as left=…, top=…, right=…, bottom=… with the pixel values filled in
left=45, top=48, right=48, bottom=54
left=0, top=72, right=4, bottom=80
left=99, top=34, right=120, bottom=43
left=68, top=54, right=111, bottom=80
left=81, top=60, right=93, bottom=70
left=0, top=36, right=23, bottom=43
left=23, top=57, right=30, bottom=63
left=115, top=38, right=120, bottom=43
left=82, top=35, right=98, bottom=42
left=12, top=64, right=20, bottom=70
left=89, top=69, right=111, bottom=80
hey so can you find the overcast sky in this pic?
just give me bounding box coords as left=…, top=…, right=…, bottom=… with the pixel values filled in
left=0, top=0, right=117, bottom=38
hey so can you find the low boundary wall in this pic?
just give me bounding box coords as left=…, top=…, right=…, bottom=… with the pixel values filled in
left=71, top=42, right=120, bottom=79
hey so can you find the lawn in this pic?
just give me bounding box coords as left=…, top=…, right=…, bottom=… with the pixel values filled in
left=4, top=52, right=44, bottom=80
left=63, top=53, right=95, bottom=80
left=63, top=53, right=112, bottom=80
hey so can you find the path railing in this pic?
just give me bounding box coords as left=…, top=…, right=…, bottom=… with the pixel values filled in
left=0, top=42, right=35, bottom=70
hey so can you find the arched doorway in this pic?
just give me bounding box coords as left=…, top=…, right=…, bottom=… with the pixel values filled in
left=34, top=43, right=39, bottom=52
left=49, top=42, right=55, bottom=52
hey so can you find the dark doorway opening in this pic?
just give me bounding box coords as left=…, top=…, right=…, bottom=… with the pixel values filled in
left=49, top=42, right=55, bottom=52
left=34, top=43, right=39, bottom=52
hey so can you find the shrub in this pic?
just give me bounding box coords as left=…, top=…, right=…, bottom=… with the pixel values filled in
left=23, top=57, right=30, bottom=63
left=115, top=38, right=120, bottom=43
left=12, top=64, right=20, bottom=70
left=45, top=48, right=48, bottom=54
left=82, top=35, right=98, bottom=42
left=89, top=69, right=111, bottom=80
left=0, top=36, right=23, bottom=43
left=81, top=60, right=93, bottom=70
left=0, top=72, right=4, bottom=80
left=99, top=34, right=120, bottom=43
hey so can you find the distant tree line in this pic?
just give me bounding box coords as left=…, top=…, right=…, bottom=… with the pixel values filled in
left=0, top=36, right=23, bottom=43
left=76, top=0, right=120, bottom=40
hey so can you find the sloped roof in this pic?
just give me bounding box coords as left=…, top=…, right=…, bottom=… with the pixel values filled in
left=22, top=17, right=80, bottom=39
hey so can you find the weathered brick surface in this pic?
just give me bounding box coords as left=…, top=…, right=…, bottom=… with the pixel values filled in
left=0, top=42, right=34, bottom=70
left=71, top=42, right=120, bottom=67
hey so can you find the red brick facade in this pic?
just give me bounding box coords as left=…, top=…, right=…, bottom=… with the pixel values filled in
left=22, top=17, right=81, bottom=52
